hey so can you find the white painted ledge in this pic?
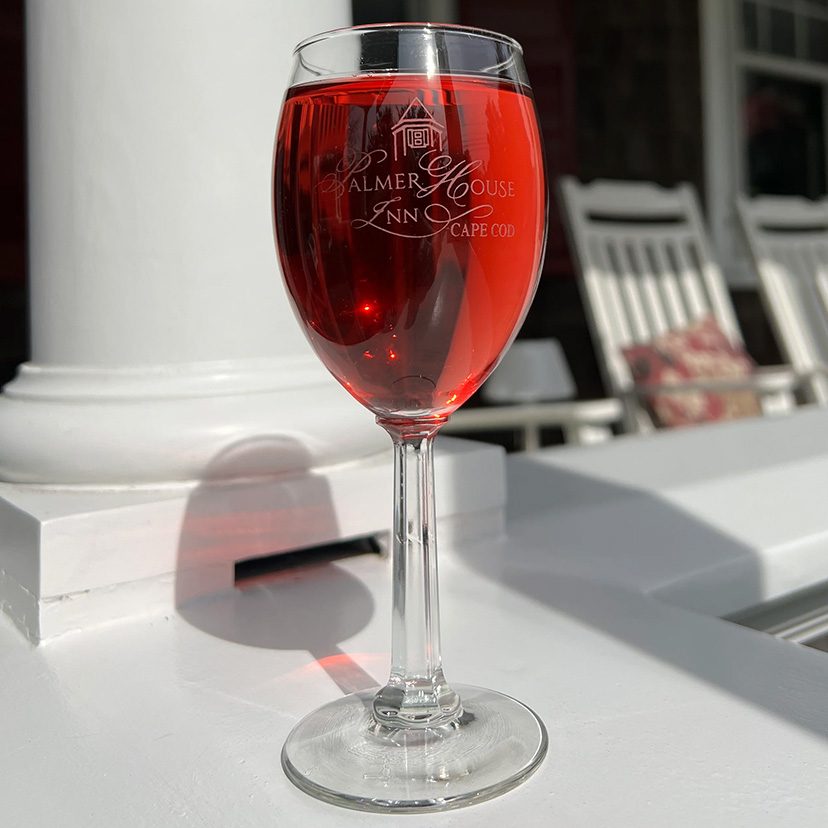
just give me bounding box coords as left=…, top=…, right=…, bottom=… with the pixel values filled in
left=1, top=412, right=828, bottom=825
left=0, top=436, right=505, bottom=643
left=500, top=405, right=828, bottom=618
left=1, top=489, right=827, bottom=826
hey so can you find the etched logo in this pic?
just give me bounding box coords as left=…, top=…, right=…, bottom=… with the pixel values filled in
left=319, top=98, right=517, bottom=240
left=391, top=98, right=445, bottom=160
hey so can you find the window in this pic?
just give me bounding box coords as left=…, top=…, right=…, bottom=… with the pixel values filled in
left=743, top=71, right=825, bottom=197
left=702, top=0, right=828, bottom=282
left=742, top=0, right=828, bottom=64
left=739, top=1, right=828, bottom=199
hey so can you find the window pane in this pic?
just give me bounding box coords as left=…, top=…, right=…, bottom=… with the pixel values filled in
left=808, top=17, right=828, bottom=62
left=769, top=8, right=796, bottom=57
left=743, top=72, right=826, bottom=198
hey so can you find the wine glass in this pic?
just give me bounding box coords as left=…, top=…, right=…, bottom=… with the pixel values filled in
left=272, top=22, right=548, bottom=812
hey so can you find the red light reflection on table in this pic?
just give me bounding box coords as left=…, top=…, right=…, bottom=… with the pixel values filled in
left=282, top=651, right=387, bottom=695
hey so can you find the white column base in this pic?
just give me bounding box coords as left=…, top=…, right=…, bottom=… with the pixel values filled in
left=0, top=357, right=387, bottom=484
left=0, top=437, right=505, bottom=643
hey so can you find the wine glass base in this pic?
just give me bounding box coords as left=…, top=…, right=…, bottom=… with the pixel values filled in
left=281, top=683, right=548, bottom=813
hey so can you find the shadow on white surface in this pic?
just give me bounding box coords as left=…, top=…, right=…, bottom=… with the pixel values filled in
left=502, top=453, right=767, bottom=615
left=174, top=437, right=379, bottom=694
left=456, top=455, right=828, bottom=741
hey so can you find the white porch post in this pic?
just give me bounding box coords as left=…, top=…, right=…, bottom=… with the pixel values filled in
left=0, top=0, right=386, bottom=484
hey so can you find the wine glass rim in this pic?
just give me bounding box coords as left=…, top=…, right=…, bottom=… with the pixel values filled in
left=293, top=22, right=524, bottom=57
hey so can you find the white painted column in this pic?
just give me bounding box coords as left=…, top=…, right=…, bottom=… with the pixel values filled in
left=0, top=0, right=386, bottom=484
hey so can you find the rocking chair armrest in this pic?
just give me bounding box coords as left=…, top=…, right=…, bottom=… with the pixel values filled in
left=750, top=365, right=804, bottom=396
left=443, top=398, right=624, bottom=433
left=627, top=368, right=798, bottom=398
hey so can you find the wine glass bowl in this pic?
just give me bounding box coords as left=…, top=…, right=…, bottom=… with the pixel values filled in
left=275, top=28, right=546, bottom=423
left=273, top=22, right=548, bottom=812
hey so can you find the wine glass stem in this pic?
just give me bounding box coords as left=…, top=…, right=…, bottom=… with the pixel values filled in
left=373, top=419, right=461, bottom=729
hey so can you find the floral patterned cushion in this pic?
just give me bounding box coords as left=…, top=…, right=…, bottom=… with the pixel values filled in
left=622, top=314, right=762, bottom=428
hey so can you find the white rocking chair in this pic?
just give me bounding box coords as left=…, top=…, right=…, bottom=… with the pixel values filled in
left=736, top=193, right=828, bottom=406
left=443, top=338, right=623, bottom=450
left=558, top=177, right=799, bottom=433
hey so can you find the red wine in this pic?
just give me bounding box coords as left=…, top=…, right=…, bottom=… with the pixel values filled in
left=274, top=74, right=546, bottom=420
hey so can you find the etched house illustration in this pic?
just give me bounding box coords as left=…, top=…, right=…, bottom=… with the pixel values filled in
left=392, top=98, right=445, bottom=160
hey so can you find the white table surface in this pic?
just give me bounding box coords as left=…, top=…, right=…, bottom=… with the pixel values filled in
left=3, top=410, right=828, bottom=826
